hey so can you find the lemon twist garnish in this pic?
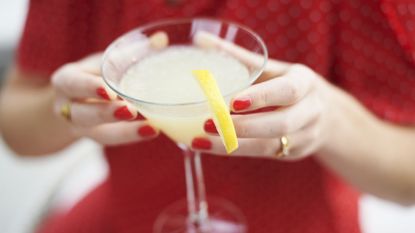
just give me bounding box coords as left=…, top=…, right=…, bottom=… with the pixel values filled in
left=192, top=70, right=238, bottom=154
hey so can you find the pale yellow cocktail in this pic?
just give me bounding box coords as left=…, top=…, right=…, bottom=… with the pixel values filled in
left=120, top=46, right=249, bottom=146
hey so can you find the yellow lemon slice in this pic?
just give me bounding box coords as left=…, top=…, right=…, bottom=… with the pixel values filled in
left=192, top=70, right=238, bottom=154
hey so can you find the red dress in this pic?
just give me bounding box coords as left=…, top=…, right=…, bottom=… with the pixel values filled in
left=18, top=0, right=415, bottom=232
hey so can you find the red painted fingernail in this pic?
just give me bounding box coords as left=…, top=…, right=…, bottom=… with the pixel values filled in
left=232, top=106, right=279, bottom=114
left=96, top=87, right=110, bottom=100
left=233, top=99, right=251, bottom=111
left=135, top=113, right=146, bottom=120
left=114, top=106, right=134, bottom=120
left=191, top=137, right=212, bottom=150
left=138, top=125, right=157, bottom=137
left=204, top=119, right=218, bottom=134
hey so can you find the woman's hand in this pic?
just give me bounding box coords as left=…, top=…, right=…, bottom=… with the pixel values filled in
left=190, top=31, right=415, bottom=204
left=51, top=54, right=159, bottom=146
left=0, top=31, right=167, bottom=155
left=191, top=32, right=337, bottom=159
left=51, top=32, right=169, bottom=146
left=192, top=60, right=334, bottom=160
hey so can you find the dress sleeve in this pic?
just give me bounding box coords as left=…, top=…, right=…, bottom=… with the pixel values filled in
left=16, top=0, right=96, bottom=77
left=381, top=0, right=415, bottom=67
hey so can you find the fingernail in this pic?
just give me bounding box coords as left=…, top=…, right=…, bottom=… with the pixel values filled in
left=114, top=106, right=134, bottom=120
left=96, top=87, right=111, bottom=100
left=191, top=137, right=212, bottom=150
left=138, top=125, right=157, bottom=137
left=204, top=119, right=218, bottom=134
left=135, top=113, right=146, bottom=120
left=233, top=98, right=251, bottom=111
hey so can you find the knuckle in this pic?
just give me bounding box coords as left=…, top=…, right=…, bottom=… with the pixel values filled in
left=65, top=76, right=76, bottom=88
left=312, top=98, right=324, bottom=113
left=307, top=102, right=323, bottom=123
left=310, top=98, right=324, bottom=121
left=51, top=66, right=68, bottom=87
left=314, top=106, right=323, bottom=121
left=263, top=140, right=278, bottom=156
left=52, top=64, right=76, bottom=89
left=85, top=76, right=100, bottom=89
left=267, top=126, right=279, bottom=137
left=236, top=123, right=250, bottom=137
left=96, top=106, right=110, bottom=122
left=118, top=127, right=132, bottom=141
left=277, top=120, right=291, bottom=134
left=255, top=92, right=266, bottom=106
left=301, top=127, right=320, bottom=147
left=290, top=63, right=309, bottom=74
left=309, top=126, right=321, bottom=140
left=289, top=63, right=317, bottom=91
left=50, top=73, right=60, bottom=87
left=284, top=82, right=301, bottom=103
left=73, top=106, right=97, bottom=127
left=60, top=63, right=77, bottom=77
left=255, top=88, right=271, bottom=106
left=296, top=144, right=315, bottom=158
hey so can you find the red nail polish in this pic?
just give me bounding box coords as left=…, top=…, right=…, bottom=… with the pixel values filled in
left=191, top=137, right=212, bottom=150
left=138, top=125, right=157, bottom=137
left=135, top=113, right=146, bottom=120
left=114, top=106, right=133, bottom=120
left=233, top=99, right=251, bottom=111
left=96, top=87, right=110, bottom=100
left=204, top=119, right=218, bottom=134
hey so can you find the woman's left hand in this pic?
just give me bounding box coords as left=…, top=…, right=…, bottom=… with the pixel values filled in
left=191, top=32, right=415, bottom=204
left=192, top=59, right=335, bottom=160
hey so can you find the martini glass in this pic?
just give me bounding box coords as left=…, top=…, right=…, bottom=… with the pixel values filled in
left=102, top=18, right=267, bottom=233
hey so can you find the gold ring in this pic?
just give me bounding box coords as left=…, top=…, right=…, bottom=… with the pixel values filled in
left=275, top=136, right=290, bottom=158
left=60, top=103, right=71, bottom=121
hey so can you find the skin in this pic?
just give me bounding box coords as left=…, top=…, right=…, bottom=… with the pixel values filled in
left=0, top=60, right=158, bottom=155
left=1, top=32, right=415, bottom=206
left=200, top=61, right=415, bottom=205
left=0, top=32, right=169, bottom=154
left=193, top=33, right=415, bottom=205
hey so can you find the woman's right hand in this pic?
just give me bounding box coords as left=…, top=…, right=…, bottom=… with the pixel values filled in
left=51, top=54, right=159, bottom=146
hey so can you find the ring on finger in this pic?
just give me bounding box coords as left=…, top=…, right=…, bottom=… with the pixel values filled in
left=275, top=135, right=290, bottom=158
left=60, top=103, right=72, bottom=121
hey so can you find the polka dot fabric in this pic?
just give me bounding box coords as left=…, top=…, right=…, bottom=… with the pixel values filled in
left=18, top=0, right=414, bottom=233
left=332, top=0, right=415, bottom=123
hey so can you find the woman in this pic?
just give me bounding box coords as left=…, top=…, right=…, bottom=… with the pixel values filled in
left=1, top=0, right=415, bottom=232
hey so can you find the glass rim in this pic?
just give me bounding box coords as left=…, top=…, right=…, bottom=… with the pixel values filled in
left=101, top=17, right=268, bottom=107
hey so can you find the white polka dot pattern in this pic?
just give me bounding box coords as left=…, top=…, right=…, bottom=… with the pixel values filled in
left=24, top=1, right=411, bottom=233
left=19, top=0, right=415, bottom=124
left=215, top=0, right=415, bottom=124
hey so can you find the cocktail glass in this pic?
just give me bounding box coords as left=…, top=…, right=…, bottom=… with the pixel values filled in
left=102, top=18, right=267, bottom=233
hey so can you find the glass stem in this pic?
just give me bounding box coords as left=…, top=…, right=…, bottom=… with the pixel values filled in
left=184, top=149, right=209, bottom=225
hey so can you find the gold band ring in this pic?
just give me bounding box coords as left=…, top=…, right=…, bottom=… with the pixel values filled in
left=60, top=103, right=71, bottom=121
left=275, top=136, right=290, bottom=158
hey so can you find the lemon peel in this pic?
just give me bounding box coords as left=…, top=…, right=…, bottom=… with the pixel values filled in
left=193, top=70, right=238, bottom=154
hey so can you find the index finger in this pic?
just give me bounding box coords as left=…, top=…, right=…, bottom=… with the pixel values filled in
left=231, top=64, right=316, bottom=112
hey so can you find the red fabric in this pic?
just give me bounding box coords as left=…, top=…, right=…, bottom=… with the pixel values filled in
left=37, top=182, right=113, bottom=233
left=18, top=0, right=415, bottom=232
